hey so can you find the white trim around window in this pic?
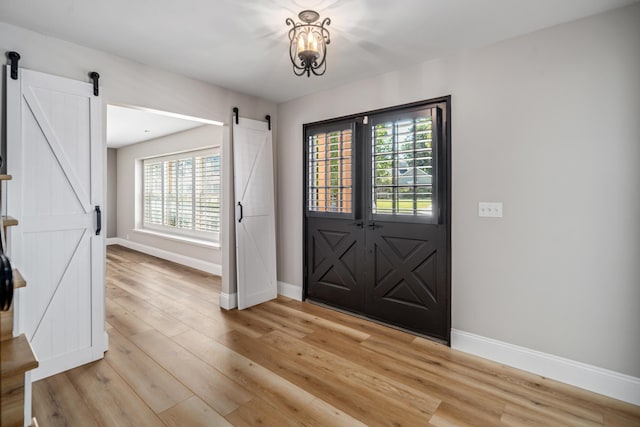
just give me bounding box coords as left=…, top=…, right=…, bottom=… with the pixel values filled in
left=132, top=228, right=220, bottom=249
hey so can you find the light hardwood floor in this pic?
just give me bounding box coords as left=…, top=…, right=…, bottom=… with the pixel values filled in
left=32, top=245, right=640, bottom=426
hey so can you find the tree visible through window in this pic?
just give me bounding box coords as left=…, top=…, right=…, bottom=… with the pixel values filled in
left=143, top=148, right=220, bottom=240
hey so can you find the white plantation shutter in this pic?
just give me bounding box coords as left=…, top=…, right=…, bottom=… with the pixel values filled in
left=143, top=148, right=220, bottom=240
left=164, top=160, right=177, bottom=226
left=175, top=158, right=193, bottom=229
left=144, top=161, right=163, bottom=224
left=195, top=154, right=221, bottom=232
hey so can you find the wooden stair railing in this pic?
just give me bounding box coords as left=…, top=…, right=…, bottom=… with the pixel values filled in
left=1, top=335, right=39, bottom=426
left=0, top=174, right=40, bottom=427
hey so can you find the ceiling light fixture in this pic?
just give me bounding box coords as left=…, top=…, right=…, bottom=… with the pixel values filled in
left=286, top=10, right=331, bottom=77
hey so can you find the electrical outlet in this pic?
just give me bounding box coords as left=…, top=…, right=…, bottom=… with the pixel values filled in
left=478, top=202, right=503, bottom=218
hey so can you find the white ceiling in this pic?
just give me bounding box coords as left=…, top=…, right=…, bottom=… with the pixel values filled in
left=106, top=105, right=207, bottom=148
left=1, top=0, right=637, bottom=103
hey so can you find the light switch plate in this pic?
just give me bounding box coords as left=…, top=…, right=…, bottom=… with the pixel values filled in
left=479, top=202, right=503, bottom=218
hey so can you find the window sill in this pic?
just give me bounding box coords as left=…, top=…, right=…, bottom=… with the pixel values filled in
left=133, top=228, right=220, bottom=249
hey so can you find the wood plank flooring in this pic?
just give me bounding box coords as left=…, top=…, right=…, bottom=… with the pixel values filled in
left=32, top=245, right=640, bottom=426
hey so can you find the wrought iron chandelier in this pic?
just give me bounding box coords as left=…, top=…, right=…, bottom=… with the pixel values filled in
left=286, top=10, right=331, bottom=77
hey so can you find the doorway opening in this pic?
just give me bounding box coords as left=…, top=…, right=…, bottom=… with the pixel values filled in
left=106, top=104, right=224, bottom=276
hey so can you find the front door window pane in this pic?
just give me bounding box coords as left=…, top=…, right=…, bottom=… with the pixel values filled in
left=308, top=129, right=353, bottom=214
left=372, top=116, right=434, bottom=217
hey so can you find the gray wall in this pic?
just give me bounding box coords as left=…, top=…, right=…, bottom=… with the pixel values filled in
left=116, top=125, right=222, bottom=265
left=276, top=4, right=640, bottom=377
left=106, top=148, right=117, bottom=238
left=0, top=23, right=275, bottom=129
left=0, top=22, right=277, bottom=289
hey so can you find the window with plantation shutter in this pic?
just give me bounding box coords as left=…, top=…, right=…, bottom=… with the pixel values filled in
left=142, top=148, right=220, bottom=241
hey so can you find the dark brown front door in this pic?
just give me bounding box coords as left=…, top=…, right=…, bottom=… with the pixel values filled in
left=305, top=99, right=451, bottom=343
left=307, top=218, right=365, bottom=312
left=305, top=120, right=366, bottom=312
left=364, top=221, right=448, bottom=341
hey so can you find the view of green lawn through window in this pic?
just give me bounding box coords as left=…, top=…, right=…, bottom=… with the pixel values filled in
left=372, top=116, right=433, bottom=216
left=307, top=116, right=433, bottom=217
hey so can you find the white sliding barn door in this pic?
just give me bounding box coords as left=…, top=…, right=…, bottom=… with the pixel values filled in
left=6, top=67, right=106, bottom=380
left=233, top=117, right=277, bottom=309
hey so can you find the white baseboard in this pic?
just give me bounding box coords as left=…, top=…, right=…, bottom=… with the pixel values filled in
left=451, top=329, right=640, bottom=406
left=219, top=282, right=300, bottom=310
left=24, top=371, right=32, bottom=426
left=31, top=347, right=101, bottom=382
left=103, top=330, right=109, bottom=353
left=109, top=238, right=221, bottom=275
left=278, top=281, right=303, bottom=301
left=220, top=292, right=237, bottom=310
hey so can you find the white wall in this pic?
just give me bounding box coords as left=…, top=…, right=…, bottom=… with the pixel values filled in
left=277, top=3, right=640, bottom=379
left=116, top=125, right=222, bottom=264
left=106, top=148, right=117, bottom=238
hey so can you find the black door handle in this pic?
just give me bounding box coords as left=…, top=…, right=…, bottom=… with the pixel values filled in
left=237, top=202, right=244, bottom=223
left=95, top=205, right=102, bottom=235
left=352, top=221, right=363, bottom=228
left=367, top=221, right=381, bottom=230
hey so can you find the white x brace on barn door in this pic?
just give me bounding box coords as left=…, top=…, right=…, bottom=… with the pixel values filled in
left=7, top=67, right=107, bottom=381
left=233, top=117, right=277, bottom=309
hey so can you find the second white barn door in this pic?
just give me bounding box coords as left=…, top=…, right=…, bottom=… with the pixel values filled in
left=233, top=117, right=277, bottom=309
left=6, top=67, right=106, bottom=380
